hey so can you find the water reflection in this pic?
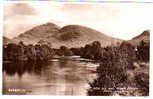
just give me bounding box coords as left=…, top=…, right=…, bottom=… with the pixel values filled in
left=3, top=59, right=97, bottom=95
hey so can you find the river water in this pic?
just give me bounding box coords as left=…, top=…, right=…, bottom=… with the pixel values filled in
left=3, top=57, right=98, bottom=95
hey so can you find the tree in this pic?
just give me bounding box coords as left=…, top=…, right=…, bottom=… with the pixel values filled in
left=88, top=42, right=137, bottom=96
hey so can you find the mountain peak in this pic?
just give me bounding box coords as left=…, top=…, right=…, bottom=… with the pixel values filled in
left=132, top=30, right=150, bottom=40
left=18, top=22, right=60, bottom=37
left=39, top=22, right=60, bottom=28
left=13, top=22, right=60, bottom=44
left=127, top=30, right=150, bottom=46
left=13, top=22, right=122, bottom=48
left=60, top=25, right=86, bottom=31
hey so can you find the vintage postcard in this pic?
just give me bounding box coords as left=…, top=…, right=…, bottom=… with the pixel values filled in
left=2, top=1, right=151, bottom=96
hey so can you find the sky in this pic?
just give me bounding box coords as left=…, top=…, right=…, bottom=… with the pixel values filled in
left=4, top=2, right=153, bottom=40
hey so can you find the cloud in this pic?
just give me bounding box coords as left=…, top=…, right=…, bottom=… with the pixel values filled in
left=4, top=3, right=153, bottom=40
left=4, top=3, right=38, bottom=19
left=61, top=3, right=119, bottom=23
left=4, top=3, right=67, bottom=38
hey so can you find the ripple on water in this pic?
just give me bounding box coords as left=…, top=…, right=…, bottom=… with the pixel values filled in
left=3, top=59, right=98, bottom=95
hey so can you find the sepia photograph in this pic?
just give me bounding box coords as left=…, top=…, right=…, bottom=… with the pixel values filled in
left=2, top=2, right=151, bottom=96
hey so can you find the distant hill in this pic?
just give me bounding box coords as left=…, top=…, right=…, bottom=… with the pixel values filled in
left=12, top=22, right=122, bottom=48
left=13, top=22, right=60, bottom=44
left=3, top=36, right=12, bottom=45
left=127, top=30, right=150, bottom=46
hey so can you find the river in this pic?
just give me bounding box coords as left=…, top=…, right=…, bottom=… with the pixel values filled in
left=3, top=57, right=98, bottom=95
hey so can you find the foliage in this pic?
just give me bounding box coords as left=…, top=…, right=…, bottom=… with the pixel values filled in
left=3, top=41, right=54, bottom=61
left=87, top=41, right=146, bottom=96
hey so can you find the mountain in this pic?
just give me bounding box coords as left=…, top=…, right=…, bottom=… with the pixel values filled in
left=127, top=30, right=150, bottom=46
left=3, top=36, right=12, bottom=45
left=13, top=22, right=122, bottom=48
left=48, top=25, right=122, bottom=48
left=13, top=22, right=60, bottom=44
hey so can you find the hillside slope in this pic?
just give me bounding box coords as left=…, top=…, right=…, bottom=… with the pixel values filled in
left=13, top=23, right=122, bottom=48
left=127, top=30, right=150, bottom=46
left=3, top=36, right=12, bottom=45
left=13, top=22, right=60, bottom=44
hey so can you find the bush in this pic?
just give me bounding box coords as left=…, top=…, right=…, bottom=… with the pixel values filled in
left=136, top=40, right=149, bottom=62
left=88, top=41, right=137, bottom=96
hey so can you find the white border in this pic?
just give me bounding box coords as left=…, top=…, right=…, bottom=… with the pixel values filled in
left=0, top=1, right=153, bottom=99
left=2, top=0, right=153, bottom=4
left=0, top=2, right=3, bottom=95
